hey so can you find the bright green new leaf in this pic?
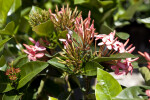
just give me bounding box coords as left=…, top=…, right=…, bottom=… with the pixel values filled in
left=0, top=0, right=14, bottom=28
left=95, top=68, right=122, bottom=100
left=0, top=21, right=15, bottom=35
left=83, top=61, right=103, bottom=76
left=17, top=61, right=49, bottom=89
left=32, top=20, right=54, bottom=36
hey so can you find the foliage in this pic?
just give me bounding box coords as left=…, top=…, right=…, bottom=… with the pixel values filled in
left=0, top=0, right=150, bottom=99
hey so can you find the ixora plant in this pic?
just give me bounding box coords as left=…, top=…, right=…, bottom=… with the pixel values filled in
left=0, top=5, right=150, bottom=100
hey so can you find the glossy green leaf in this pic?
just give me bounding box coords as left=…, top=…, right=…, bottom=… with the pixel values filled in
left=2, top=94, right=22, bottom=100
left=116, top=32, right=130, bottom=40
left=0, top=38, right=11, bottom=48
left=0, top=0, right=14, bottom=27
left=0, top=21, right=15, bottom=35
left=95, top=68, right=122, bottom=100
left=0, top=71, right=13, bottom=93
left=48, top=57, right=68, bottom=71
left=83, top=61, right=103, bottom=76
left=114, top=86, right=150, bottom=100
left=137, top=17, right=150, bottom=24
left=94, top=53, right=137, bottom=62
left=0, top=55, right=6, bottom=67
left=32, top=20, right=54, bottom=36
left=74, top=0, right=89, bottom=4
left=17, top=61, right=49, bottom=89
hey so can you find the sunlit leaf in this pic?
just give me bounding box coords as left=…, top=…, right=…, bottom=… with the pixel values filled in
left=0, top=0, right=14, bottom=27
left=95, top=68, right=122, bottom=100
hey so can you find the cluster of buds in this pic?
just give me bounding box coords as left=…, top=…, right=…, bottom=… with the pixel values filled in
left=58, top=11, right=96, bottom=74
left=49, top=4, right=81, bottom=31
left=95, top=31, right=139, bottom=75
left=146, top=90, right=150, bottom=100
left=23, top=37, right=46, bottom=61
left=29, top=10, right=50, bottom=27
left=6, top=66, right=20, bottom=81
left=74, top=11, right=96, bottom=50
left=138, top=40, right=150, bottom=69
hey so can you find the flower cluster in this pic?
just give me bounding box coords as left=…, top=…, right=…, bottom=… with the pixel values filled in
left=74, top=11, right=96, bottom=50
left=6, top=67, right=20, bottom=81
left=49, top=4, right=81, bottom=31
left=138, top=40, right=150, bottom=69
left=58, top=11, right=97, bottom=74
left=23, top=37, right=46, bottom=61
left=146, top=90, right=150, bottom=100
left=95, top=31, right=138, bottom=75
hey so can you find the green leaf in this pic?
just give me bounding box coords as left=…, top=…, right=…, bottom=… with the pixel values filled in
left=29, top=6, right=42, bottom=15
left=100, top=7, right=116, bottom=23
left=48, top=96, right=58, bottom=100
left=0, top=71, right=13, bottom=93
left=17, top=61, right=49, bottom=89
left=138, top=17, right=150, bottom=24
left=0, top=38, right=11, bottom=48
left=74, top=0, right=89, bottom=4
left=2, top=94, right=22, bottom=100
left=0, top=21, right=15, bottom=35
left=139, top=67, right=150, bottom=85
left=137, top=17, right=150, bottom=28
left=0, top=55, right=6, bottom=67
left=12, top=55, right=28, bottom=68
left=100, top=24, right=130, bottom=40
left=7, top=0, right=22, bottom=26
left=116, top=32, right=130, bottom=40
left=114, top=86, right=150, bottom=100
left=83, top=61, right=103, bottom=76
left=94, top=53, right=137, bottom=62
left=119, top=0, right=142, bottom=20
left=98, top=1, right=113, bottom=6
left=95, top=68, right=122, bottom=100
left=0, top=0, right=14, bottom=28
left=32, top=20, right=54, bottom=36
left=100, top=24, right=113, bottom=35
left=48, top=57, right=68, bottom=71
